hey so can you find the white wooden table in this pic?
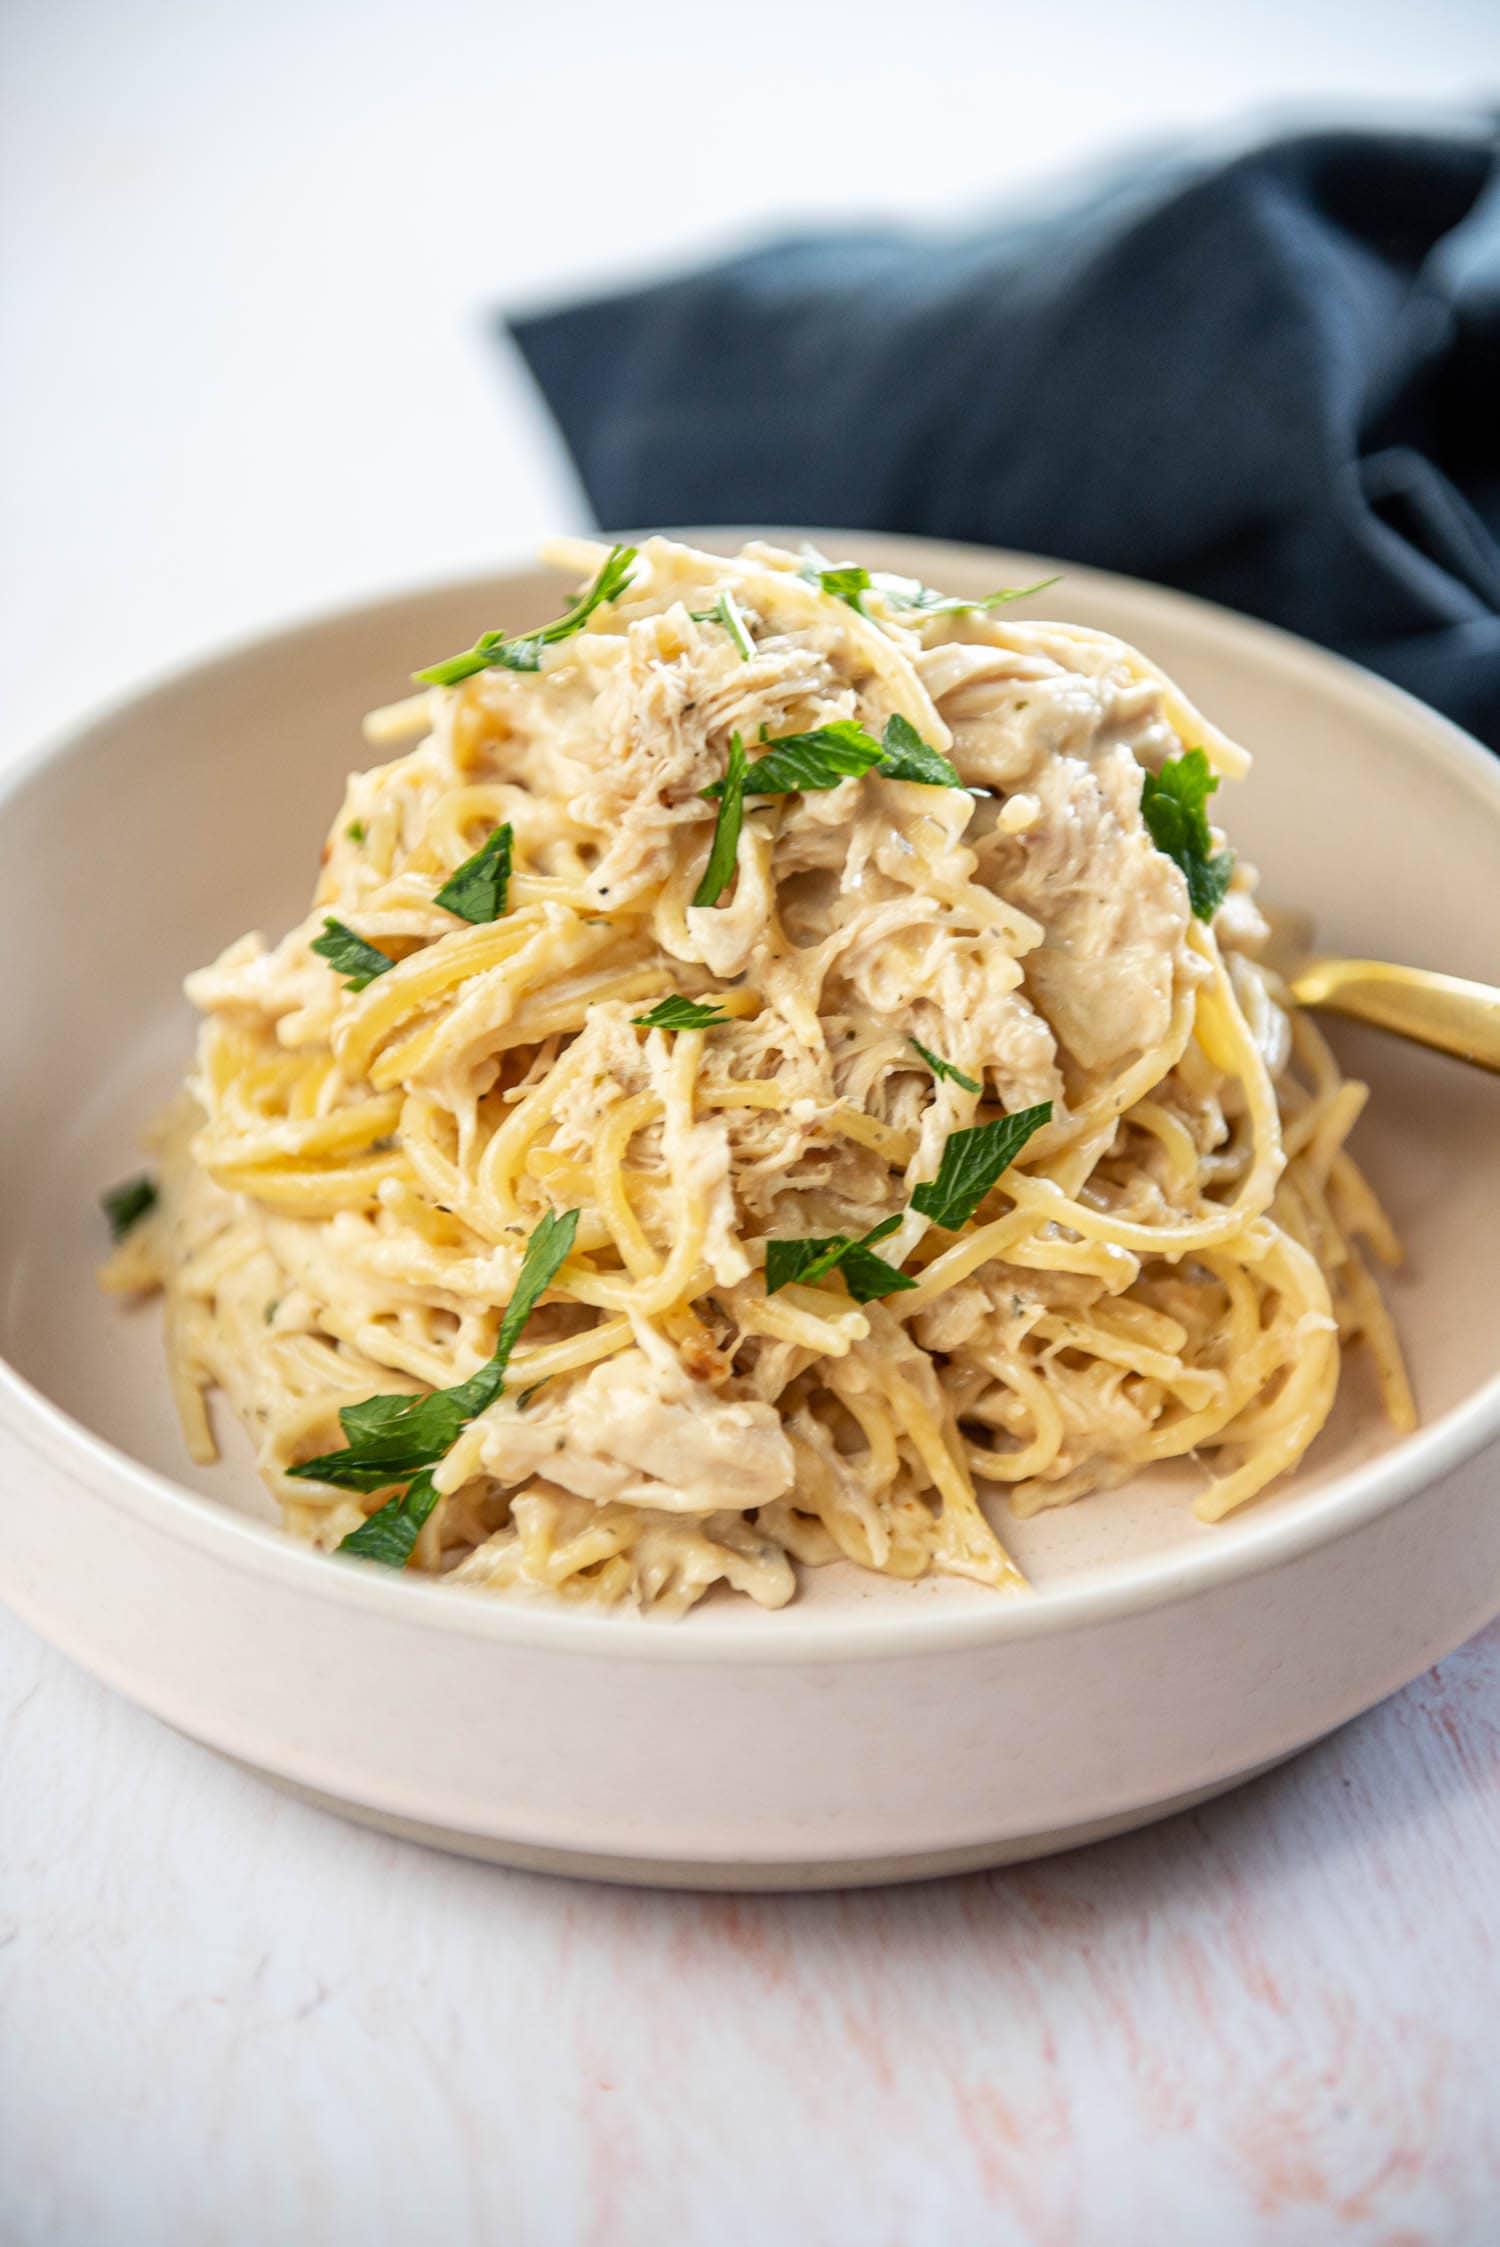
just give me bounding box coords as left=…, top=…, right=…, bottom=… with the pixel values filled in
left=3, top=5, right=1497, bottom=2239
left=6, top=1618, right=1499, bottom=2244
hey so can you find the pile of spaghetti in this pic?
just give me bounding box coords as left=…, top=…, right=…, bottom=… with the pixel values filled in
left=103, top=535, right=1414, bottom=1613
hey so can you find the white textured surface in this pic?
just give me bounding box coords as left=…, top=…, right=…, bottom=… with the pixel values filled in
left=3, top=3, right=1500, bottom=2241
left=4, top=1621, right=1500, bottom=2245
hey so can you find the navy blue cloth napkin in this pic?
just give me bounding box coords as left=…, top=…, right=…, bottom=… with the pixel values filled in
left=509, top=123, right=1500, bottom=750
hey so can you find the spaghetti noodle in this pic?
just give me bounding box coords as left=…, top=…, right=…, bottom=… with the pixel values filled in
left=102, top=536, right=1414, bottom=1613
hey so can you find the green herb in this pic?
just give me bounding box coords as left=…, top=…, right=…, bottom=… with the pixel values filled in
left=632, top=995, right=729, bottom=1030
left=693, top=731, right=747, bottom=908
left=701, top=715, right=963, bottom=801
left=337, top=1467, right=441, bottom=1567
left=910, top=1039, right=981, bottom=1095
left=871, top=572, right=1061, bottom=618
left=1140, top=749, right=1235, bottom=921
left=765, top=1213, right=916, bottom=1305
left=345, top=820, right=366, bottom=843
left=874, top=712, right=964, bottom=789
left=798, top=560, right=874, bottom=612
left=310, top=918, right=396, bottom=991
left=799, top=552, right=1059, bottom=619
left=291, top=1411, right=443, bottom=1498
left=293, top=1208, right=580, bottom=1499
left=414, top=545, right=638, bottom=687
left=515, top=1382, right=547, bottom=1410
left=100, top=1174, right=157, bottom=1240
left=688, top=589, right=755, bottom=661
left=911, top=1102, right=1053, bottom=1230
left=263, top=1299, right=280, bottom=1326
left=434, top=822, right=512, bottom=924
left=704, top=720, right=884, bottom=799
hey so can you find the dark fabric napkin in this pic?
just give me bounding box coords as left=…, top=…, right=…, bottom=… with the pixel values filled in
left=509, top=122, right=1500, bottom=749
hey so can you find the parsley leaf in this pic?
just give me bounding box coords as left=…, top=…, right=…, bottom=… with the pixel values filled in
left=799, top=561, right=873, bottom=612
left=292, top=1208, right=580, bottom=1496
left=100, top=1173, right=157, bottom=1240
left=434, top=822, right=512, bottom=923
left=799, top=554, right=1059, bottom=619
left=290, top=1407, right=448, bottom=1496
left=910, top=1039, right=981, bottom=1095
left=688, top=589, right=755, bottom=661
left=310, top=918, right=396, bottom=991
left=765, top=1213, right=916, bottom=1305
left=702, top=715, right=963, bottom=800
left=414, top=545, right=638, bottom=687
left=911, top=1102, right=1053, bottom=1230
left=704, top=720, right=884, bottom=799
left=632, top=995, right=729, bottom=1030
left=1140, top=749, right=1235, bottom=922
left=875, top=713, right=964, bottom=789
left=345, top=820, right=365, bottom=843
left=693, top=731, right=747, bottom=908
left=871, top=572, right=1061, bottom=617
left=337, top=1466, right=441, bottom=1567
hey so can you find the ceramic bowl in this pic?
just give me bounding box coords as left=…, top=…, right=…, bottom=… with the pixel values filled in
left=2, top=532, right=1499, bottom=1889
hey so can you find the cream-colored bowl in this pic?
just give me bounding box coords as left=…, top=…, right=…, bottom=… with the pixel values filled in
left=3, top=533, right=1499, bottom=1889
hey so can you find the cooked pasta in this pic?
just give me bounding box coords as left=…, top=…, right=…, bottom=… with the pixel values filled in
left=101, top=535, right=1414, bottom=1613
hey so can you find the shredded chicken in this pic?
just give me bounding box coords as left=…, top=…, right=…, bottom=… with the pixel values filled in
left=115, top=534, right=1411, bottom=1615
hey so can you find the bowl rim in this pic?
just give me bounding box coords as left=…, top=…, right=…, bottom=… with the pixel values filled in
left=3, top=527, right=1499, bottom=1668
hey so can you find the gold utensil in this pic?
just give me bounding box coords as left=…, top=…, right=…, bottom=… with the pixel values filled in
left=1260, top=909, right=1500, bottom=1073
left=1281, top=950, right=1500, bottom=1073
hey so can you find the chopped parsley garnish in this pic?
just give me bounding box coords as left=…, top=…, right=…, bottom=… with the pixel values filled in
left=289, top=1207, right=578, bottom=1552
left=688, top=589, right=755, bottom=661
left=694, top=712, right=969, bottom=911
left=702, top=715, right=963, bottom=802
left=345, top=820, right=366, bottom=843
left=910, top=1039, right=981, bottom=1095
left=337, top=1467, right=441, bottom=1568
left=1140, top=748, right=1235, bottom=922
left=310, top=918, right=396, bottom=991
left=872, top=572, right=1061, bottom=618
left=693, top=730, right=747, bottom=908
left=874, top=712, right=965, bottom=788
left=764, top=1098, right=1051, bottom=1289
left=765, top=1214, right=916, bottom=1304
left=632, top=995, right=729, bottom=1030
left=799, top=552, right=1059, bottom=619
left=414, top=545, right=638, bottom=687
left=100, top=1174, right=157, bottom=1240
left=704, top=720, right=883, bottom=798
left=911, top=1102, right=1053, bottom=1230
left=434, top=822, right=512, bottom=923
left=799, top=561, right=874, bottom=612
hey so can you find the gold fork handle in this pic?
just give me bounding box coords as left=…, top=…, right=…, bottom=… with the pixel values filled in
left=1288, top=957, right=1500, bottom=1074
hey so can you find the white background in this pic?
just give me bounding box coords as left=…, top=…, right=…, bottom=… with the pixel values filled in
left=3, top=4, right=1499, bottom=2243
left=2, top=0, right=1495, bottom=748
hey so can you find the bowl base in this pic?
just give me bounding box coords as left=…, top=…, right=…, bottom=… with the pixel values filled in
left=224, top=1746, right=1300, bottom=1891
